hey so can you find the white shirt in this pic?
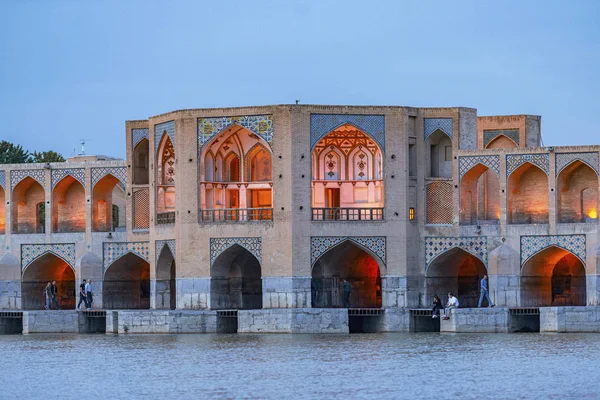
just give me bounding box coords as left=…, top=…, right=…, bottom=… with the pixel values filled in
left=447, top=296, right=459, bottom=307
left=85, top=282, right=92, bottom=293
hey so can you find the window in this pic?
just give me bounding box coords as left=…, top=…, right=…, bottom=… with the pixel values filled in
left=444, top=146, right=452, bottom=161
left=409, top=207, right=415, bottom=221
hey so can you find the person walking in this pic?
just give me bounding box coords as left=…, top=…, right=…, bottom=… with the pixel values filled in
left=431, top=294, right=443, bottom=318
left=443, top=292, right=459, bottom=320
left=342, top=279, right=352, bottom=308
left=85, top=279, right=93, bottom=310
left=43, top=282, right=52, bottom=310
left=478, top=274, right=495, bottom=308
left=77, top=279, right=88, bottom=311
left=50, top=280, right=60, bottom=310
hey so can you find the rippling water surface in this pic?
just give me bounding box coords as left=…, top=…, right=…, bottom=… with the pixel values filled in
left=1, top=333, right=599, bottom=399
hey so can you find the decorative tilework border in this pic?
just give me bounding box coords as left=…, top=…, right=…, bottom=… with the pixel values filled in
left=198, top=115, right=274, bottom=153
left=91, top=167, right=127, bottom=190
left=103, top=241, right=150, bottom=270
left=311, top=236, right=386, bottom=266
left=424, top=118, right=453, bottom=140
left=132, top=128, right=149, bottom=149
left=0, top=171, right=5, bottom=190
left=210, top=237, right=262, bottom=266
left=506, top=154, right=549, bottom=177
left=520, top=235, right=586, bottom=266
left=555, top=152, right=599, bottom=175
left=458, top=155, right=500, bottom=179
left=10, top=169, right=46, bottom=190
left=310, top=114, right=385, bottom=151
left=155, top=121, right=175, bottom=153
left=21, top=243, right=76, bottom=270
left=483, top=129, right=519, bottom=147
left=425, top=236, right=488, bottom=267
left=51, top=168, right=86, bottom=189
left=155, top=239, right=176, bottom=263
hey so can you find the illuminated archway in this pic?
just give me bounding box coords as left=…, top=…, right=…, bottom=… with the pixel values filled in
left=508, top=163, right=549, bottom=224
left=12, top=177, right=45, bottom=234
left=133, top=138, right=149, bottom=184
left=460, top=164, right=500, bottom=225
left=557, top=161, right=598, bottom=223
left=156, top=133, right=176, bottom=217
left=22, top=253, right=75, bottom=310
left=52, top=176, right=85, bottom=233
left=92, top=174, right=125, bottom=232
left=103, top=252, right=150, bottom=309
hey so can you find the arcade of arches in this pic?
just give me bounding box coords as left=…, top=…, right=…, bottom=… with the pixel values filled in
left=521, top=246, right=586, bottom=307
left=426, top=248, right=488, bottom=308
left=103, top=253, right=150, bottom=309
left=156, top=246, right=176, bottom=310
left=460, top=164, right=500, bottom=225
left=311, top=124, right=383, bottom=220
left=199, top=126, right=273, bottom=221
left=311, top=241, right=382, bottom=308
left=22, top=253, right=75, bottom=310
left=210, top=244, right=262, bottom=310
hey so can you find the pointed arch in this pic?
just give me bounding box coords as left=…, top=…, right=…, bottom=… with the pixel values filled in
left=22, top=252, right=76, bottom=309
left=156, top=242, right=176, bottom=310
left=12, top=176, right=45, bottom=234
left=508, top=162, right=549, bottom=224
left=133, top=138, right=149, bottom=184
left=427, top=129, right=452, bottom=178
left=245, top=142, right=272, bottom=182
left=460, top=163, right=500, bottom=224
left=157, top=133, right=176, bottom=216
left=103, top=252, right=150, bottom=309
left=92, top=174, right=121, bottom=232
left=486, top=134, right=518, bottom=149
left=557, top=160, right=599, bottom=223
left=52, top=175, right=85, bottom=233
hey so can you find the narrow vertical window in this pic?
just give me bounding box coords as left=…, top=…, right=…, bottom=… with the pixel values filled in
left=409, top=207, right=415, bottom=221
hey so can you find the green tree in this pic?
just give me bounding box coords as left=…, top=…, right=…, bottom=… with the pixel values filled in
left=31, top=150, right=65, bottom=163
left=0, top=140, right=31, bottom=163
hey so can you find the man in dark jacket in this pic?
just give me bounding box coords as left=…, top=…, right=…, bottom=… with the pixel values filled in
left=342, top=279, right=352, bottom=308
left=77, top=279, right=88, bottom=311
left=50, top=280, right=60, bottom=310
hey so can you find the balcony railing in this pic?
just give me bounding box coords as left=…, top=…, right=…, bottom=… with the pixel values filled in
left=156, top=211, right=176, bottom=225
left=199, top=208, right=273, bottom=222
left=312, top=207, right=384, bottom=221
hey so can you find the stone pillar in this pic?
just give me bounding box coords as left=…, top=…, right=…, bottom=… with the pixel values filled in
left=176, top=277, right=210, bottom=309
left=0, top=253, right=21, bottom=309
left=262, top=276, right=310, bottom=308
left=488, top=244, right=520, bottom=307
left=381, top=275, right=408, bottom=308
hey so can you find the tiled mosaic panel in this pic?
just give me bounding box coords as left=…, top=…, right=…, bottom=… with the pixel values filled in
left=458, top=155, right=500, bottom=179
left=483, top=129, right=519, bottom=147
left=91, top=167, right=127, bottom=190
left=51, top=168, right=86, bottom=189
left=310, top=114, right=385, bottom=151
left=425, top=237, right=488, bottom=267
left=11, top=169, right=46, bottom=190
left=198, top=115, right=273, bottom=152
left=506, top=154, right=549, bottom=177
left=155, top=121, right=175, bottom=153
left=311, top=236, right=386, bottom=265
left=133, top=189, right=150, bottom=230
left=155, top=239, right=176, bottom=263
left=210, top=237, right=262, bottom=265
left=555, top=152, right=599, bottom=175
left=103, top=241, right=150, bottom=269
left=0, top=170, right=5, bottom=190
left=424, top=118, right=453, bottom=140
left=426, top=181, right=453, bottom=224
left=132, top=128, right=149, bottom=149
left=520, top=235, right=586, bottom=266
left=21, top=243, right=76, bottom=269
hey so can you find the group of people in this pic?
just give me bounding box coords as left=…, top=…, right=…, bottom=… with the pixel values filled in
left=42, top=281, right=60, bottom=310
left=42, top=279, right=94, bottom=311
left=431, top=274, right=496, bottom=319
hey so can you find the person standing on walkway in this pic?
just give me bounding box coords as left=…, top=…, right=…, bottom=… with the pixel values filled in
left=342, top=279, right=352, bottom=308
left=443, top=292, right=459, bottom=320
left=77, top=279, right=88, bottom=311
left=478, top=274, right=495, bottom=308
left=50, top=280, right=60, bottom=310
left=44, top=282, right=52, bottom=310
left=85, top=279, right=93, bottom=310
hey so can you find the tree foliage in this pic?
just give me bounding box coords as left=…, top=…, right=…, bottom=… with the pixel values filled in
left=0, top=141, right=65, bottom=164
left=31, top=151, right=66, bottom=163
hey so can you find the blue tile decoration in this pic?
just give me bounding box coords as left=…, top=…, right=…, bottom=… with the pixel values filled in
left=458, top=155, right=500, bottom=179
left=424, top=118, right=453, bottom=140
left=51, top=168, right=86, bottom=189
left=311, top=236, right=386, bottom=266
left=310, top=114, right=385, bottom=151
left=155, top=239, right=176, bottom=263
left=0, top=171, right=5, bottom=190
left=425, top=237, right=488, bottom=267
left=555, top=152, right=599, bottom=175
left=103, top=241, right=150, bottom=270
left=132, top=128, right=149, bottom=149
left=91, top=167, right=127, bottom=190
left=210, top=237, right=262, bottom=265
left=10, top=169, right=46, bottom=190
left=520, top=235, right=586, bottom=266
left=21, top=243, right=76, bottom=270
left=483, top=129, right=519, bottom=147
left=155, top=121, right=175, bottom=153
left=506, top=154, right=549, bottom=177
left=198, top=115, right=273, bottom=153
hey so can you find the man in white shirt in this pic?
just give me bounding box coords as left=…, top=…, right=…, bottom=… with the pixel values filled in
left=85, top=279, right=93, bottom=311
left=443, top=292, right=459, bottom=320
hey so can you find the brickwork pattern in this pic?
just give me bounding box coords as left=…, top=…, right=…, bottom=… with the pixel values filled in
left=198, top=115, right=273, bottom=151
left=91, top=167, right=127, bottom=189
left=426, top=181, right=453, bottom=224
left=21, top=243, right=76, bottom=269
left=310, top=114, right=385, bottom=150
left=156, top=239, right=176, bottom=262
left=555, top=152, right=599, bottom=175
left=11, top=169, right=46, bottom=190
left=311, top=236, right=386, bottom=265
left=520, top=235, right=586, bottom=266
left=154, top=121, right=175, bottom=153
left=103, top=242, right=150, bottom=269
left=132, top=128, right=149, bottom=149
left=425, top=237, right=488, bottom=267
left=506, top=154, right=549, bottom=177
left=133, top=189, right=150, bottom=230
left=424, top=118, right=453, bottom=140
left=459, top=155, right=500, bottom=178
left=210, top=237, right=262, bottom=265
left=483, top=129, right=520, bottom=147
left=51, top=168, right=86, bottom=189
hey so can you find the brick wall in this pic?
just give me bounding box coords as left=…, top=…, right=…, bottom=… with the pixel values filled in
left=508, top=164, right=549, bottom=224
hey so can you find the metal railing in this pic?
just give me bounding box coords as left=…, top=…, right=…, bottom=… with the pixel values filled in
left=156, top=211, right=176, bottom=225
left=312, top=207, right=384, bottom=221
left=199, top=208, right=273, bottom=222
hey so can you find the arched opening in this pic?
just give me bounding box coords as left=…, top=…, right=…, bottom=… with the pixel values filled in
left=133, top=138, right=149, bottom=185
left=426, top=248, right=487, bottom=308
left=200, top=125, right=273, bottom=222
left=92, top=174, right=123, bottom=232
left=486, top=135, right=518, bottom=149
left=0, top=186, right=5, bottom=234
left=508, top=163, right=549, bottom=224
left=12, top=177, right=45, bottom=234
left=557, top=161, right=599, bottom=223
left=460, top=164, right=500, bottom=225
left=210, top=244, right=262, bottom=310
left=311, top=241, right=382, bottom=308
left=52, top=176, right=85, bottom=233
left=311, top=124, right=384, bottom=221
left=156, top=245, right=176, bottom=310
left=22, top=253, right=75, bottom=309
left=103, top=252, right=150, bottom=309
left=427, top=129, right=452, bottom=178
left=157, top=133, right=176, bottom=222
left=521, top=246, right=586, bottom=306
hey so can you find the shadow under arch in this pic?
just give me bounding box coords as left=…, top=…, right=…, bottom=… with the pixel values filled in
left=156, top=244, right=176, bottom=310
left=460, top=163, right=500, bottom=225
left=103, top=252, right=150, bottom=309
left=22, top=253, right=76, bottom=310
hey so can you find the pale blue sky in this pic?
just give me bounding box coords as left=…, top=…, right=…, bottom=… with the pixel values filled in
left=1, top=1, right=598, bottom=159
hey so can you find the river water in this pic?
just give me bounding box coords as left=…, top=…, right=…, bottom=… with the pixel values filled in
left=1, top=333, right=599, bottom=399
